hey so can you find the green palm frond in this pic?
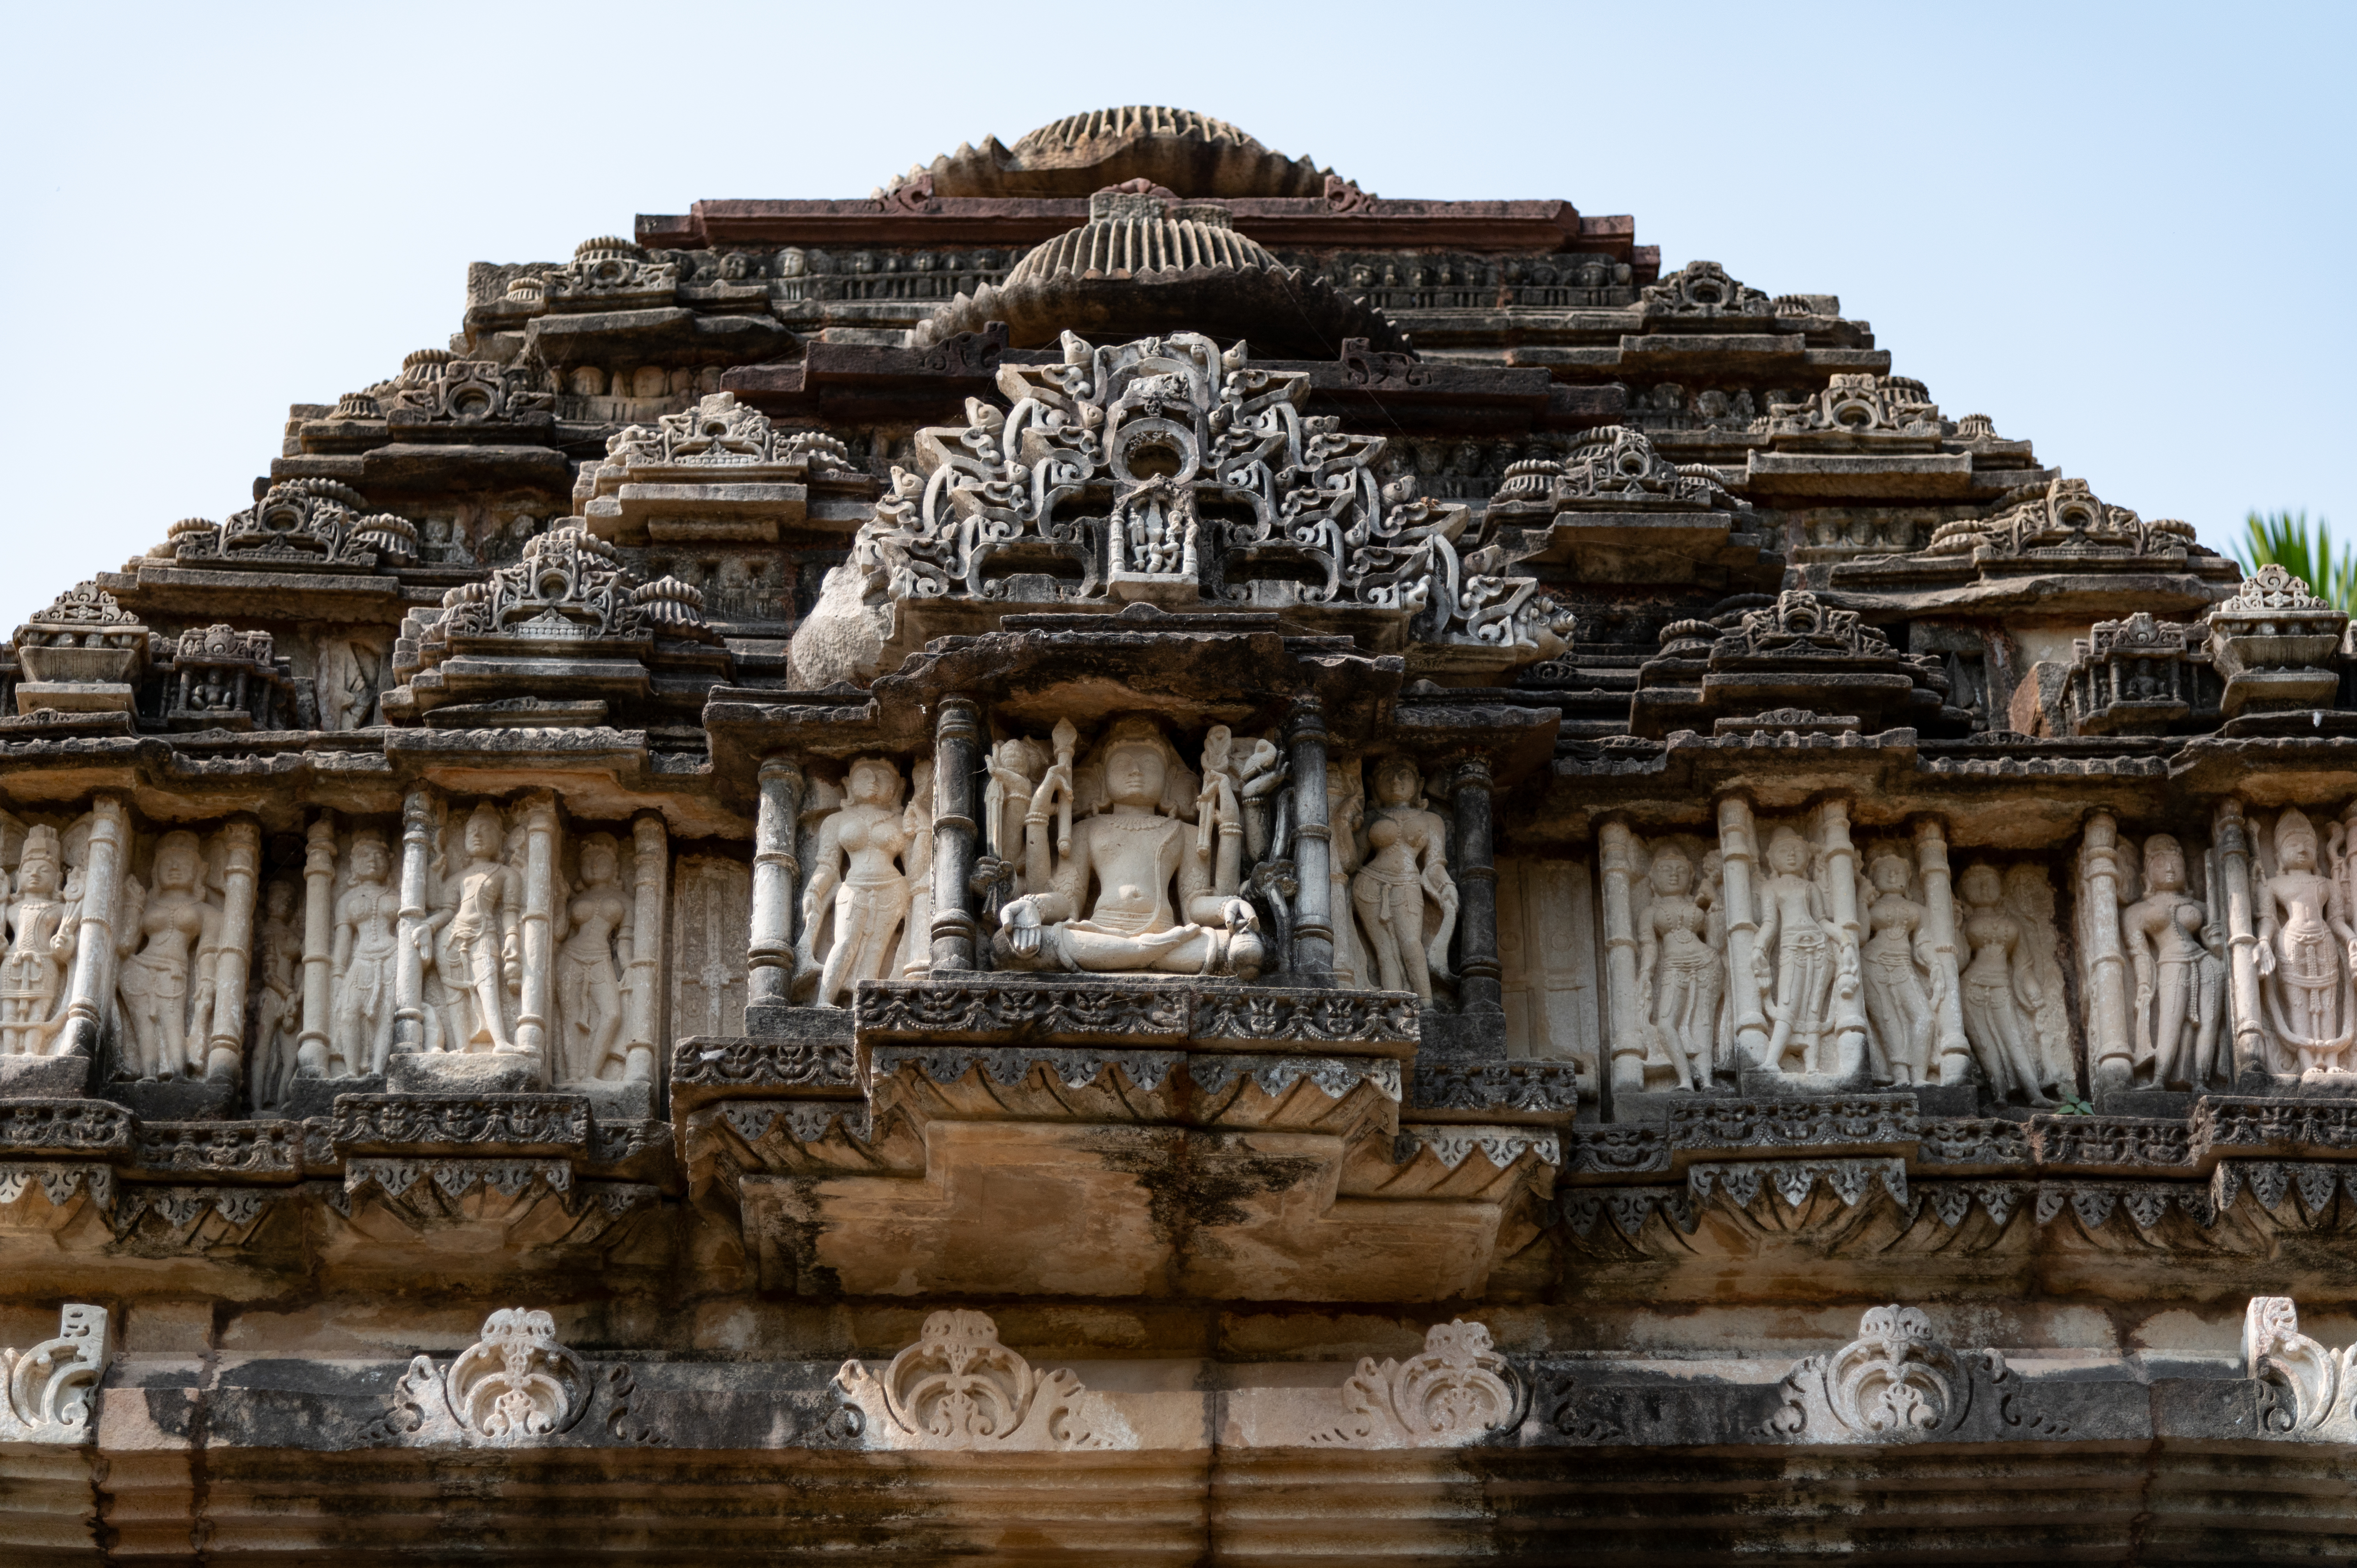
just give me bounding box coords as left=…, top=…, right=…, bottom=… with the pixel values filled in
left=2234, top=509, right=2356, bottom=613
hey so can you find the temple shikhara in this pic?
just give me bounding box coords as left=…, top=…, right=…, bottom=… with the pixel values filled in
left=4, top=106, right=2353, bottom=1561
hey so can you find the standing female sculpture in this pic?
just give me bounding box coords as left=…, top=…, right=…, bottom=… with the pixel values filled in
left=1956, top=862, right=2054, bottom=1106
left=0, top=827, right=77, bottom=1059
left=442, top=803, right=523, bottom=1052
left=803, top=758, right=913, bottom=1008
left=248, top=878, right=301, bottom=1107
left=1857, top=852, right=1936, bottom=1086
left=115, top=831, right=223, bottom=1079
left=552, top=833, right=634, bottom=1083
left=1751, top=827, right=1850, bottom=1074
left=330, top=830, right=401, bottom=1076
left=1350, top=757, right=1458, bottom=1005
left=1636, top=846, right=1721, bottom=1091
left=2121, top=834, right=2226, bottom=1088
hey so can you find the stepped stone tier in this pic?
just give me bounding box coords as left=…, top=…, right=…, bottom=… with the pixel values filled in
left=0, top=106, right=2349, bottom=1564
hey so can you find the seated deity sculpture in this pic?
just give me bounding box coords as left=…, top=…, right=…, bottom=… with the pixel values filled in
left=993, top=716, right=1264, bottom=978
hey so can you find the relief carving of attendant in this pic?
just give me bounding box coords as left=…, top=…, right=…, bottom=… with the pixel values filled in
left=803, top=758, right=913, bottom=1008
left=994, top=717, right=1263, bottom=978
left=330, top=830, right=400, bottom=1076
left=432, top=803, right=523, bottom=1051
left=248, top=878, right=301, bottom=1107
left=2121, top=834, right=2225, bottom=1088
left=1857, top=852, right=1937, bottom=1086
left=1752, top=827, right=1855, bottom=1074
left=0, top=827, right=78, bottom=1058
left=1636, top=846, right=1721, bottom=1091
left=1956, top=863, right=2054, bottom=1106
left=553, top=832, right=636, bottom=1082
left=114, top=831, right=224, bottom=1080
left=2256, top=808, right=2357, bottom=1076
left=1350, top=758, right=1458, bottom=1006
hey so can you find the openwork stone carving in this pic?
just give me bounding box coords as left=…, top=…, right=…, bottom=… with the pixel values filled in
left=11, top=584, right=149, bottom=716
left=2244, top=1296, right=2357, bottom=1438
left=432, top=525, right=707, bottom=646
left=835, top=1309, right=1112, bottom=1451
left=824, top=331, right=1567, bottom=662
left=0, top=1304, right=111, bottom=1442
left=1310, top=1319, right=1527, bottom=1448
left=1639, top=260, right=1772, bottom=318
left=375, top=1308, right=635, bottom=1448
left=173, top=480, right=417, bottom=573
left=1767, top=1306, right=2030, bottom=1441
left=1926, top=476, right=2195, bottom=562
left=1761, top=374, right=1942, bottom=439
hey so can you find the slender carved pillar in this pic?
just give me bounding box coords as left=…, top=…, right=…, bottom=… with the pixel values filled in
left=2216, top=798, right=2265, bottom=1078
left=929, top=699, right=982, bottom=974
left=512, top=794, right=558, bottom=1065
left=1450, top=758, right=1502, bottom=1014
left=625, top=812, right=667, bottom=1081
left=1597, top=818, right=1645, bottom=1091
left=1912, top=818, right=1972, bottom=1086
left=1817, top=799, right=1867, bottom=1079
left=298, top=814, right=335, bottom=1076
left=1715, top=793, right=1769, bottom=1070
left=59, top=795, right=127, bottom=1062
left=1286, top=699, right=1333, bottom=984
left=2079, top=810, right=2135, bottom=1091
left=205, top=816, right=261, bottom=1081
left=393, top=787, right=435, bottom=1053
left=747, top=758, right=804, bottom=1006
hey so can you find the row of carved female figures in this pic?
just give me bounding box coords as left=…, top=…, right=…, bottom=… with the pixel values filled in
left=1600, top=804, right=2076, bottom=1105
left=789, top=719, right=1462, bottom=1003
left=248, top=800, right=666, bottom=1111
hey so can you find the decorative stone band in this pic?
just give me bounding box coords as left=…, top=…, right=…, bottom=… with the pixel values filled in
left=1688, top=1158, right=1908, bottom=1211
left=0, top=1100, right=133, bottom=1155
left=669, top=1035, right=859, bottom=1099
left=1664, top=1095, right=1918, bottom=1150
left=110, top=1186, right=281, bottom=1242
left=866, top=1046, right=1399, bottom=1105
left=853, top=978, right=1420, bottom=1054
left=330, top=1095, right=594, bottom=1156
left=715, top=1102, right=872, bottom=1148
left=1408, top=1057, right=1583, bottom=1117
left=132, top=1121, right=302, bottom=1178
left=1394, top=1125, right=1561, bottom=1171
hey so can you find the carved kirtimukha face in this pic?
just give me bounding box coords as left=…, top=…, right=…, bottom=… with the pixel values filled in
left=350, top=832, right=389, bottom=885
left=1767, top=828, right=1809, bottom=877
left=1871, top=855, right=1910, bottom=895
left=2145, top=835, right=2187, bottom=892
left=1649, top=850, right=1693, bottom=897
left=1373, top=759, right=1420, bottom=808
left=1107, top=743, right=1165, bottom=811
left=1959, top=863, right=2003, bottom=909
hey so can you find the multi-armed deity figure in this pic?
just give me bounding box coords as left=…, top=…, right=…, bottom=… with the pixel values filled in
left=1636, top=845, right=1722, bottom=1091
left=2256, top=808, right=2357, bottom=1077
left=995, top=716, right=1264, bottom=978
left=2121, top=834, right=2226, bottom=1088
left=1751, top=827, right=1857, bottom=1075
left=330, top=830, right=401, bottom=1077
left=1857, top=851, right=1938, bottom=1087
left=0, top=826, right=78, bottom=1058
left=802, top=758, right=915, bottom=1008
left=114, top=831, right=225, bottom=1080
left=1349, top=757, right=1458, bottom=1006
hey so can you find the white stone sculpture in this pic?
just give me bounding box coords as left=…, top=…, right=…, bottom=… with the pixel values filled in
left=1751, top=825, right=1861, bottom=1076
left=1310, top=1319, right=1526, bottom=1449
left=1349, top=757, right=1457, bottom=1005
left=248, top=877, right=302, bottom=1107
left=330, top=828, right=402, bottom=1077
left=0, top=1303, right=112, bottom=1442
left=2256, top=808, right=2357, bottom=1077
left=2120, top=834, right=2226, bottom=1088
left=1955, top=863, right=2061, bottom=1105
left=378, top=1308, right=596, bottom=1448
left=1635, top=842, right=1723, bottom=1092
left=897, top=756, right=935, bottom=980
left=0, top=826, right=79, bottom=1058
left=2244, top=1296, right=2357, bottom=1439
left=552, top=832, right=633, bottom=1082
left=835, top=1309, right=1111, bottom=1452
left=1855, top=849, right=1938, bottom=1086
left=1328, top=758, right=1367, bottom=988
left=422, top=803, right=525, bottom=1052
left=114, top=830, right=227, bottom=1080
left=992, top=717, right=1263, bottom=978
left=802, top=758, right=914, bottom=1008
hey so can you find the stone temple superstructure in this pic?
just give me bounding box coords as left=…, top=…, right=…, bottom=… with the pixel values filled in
left=0, top=107, right=2350, bottom=1561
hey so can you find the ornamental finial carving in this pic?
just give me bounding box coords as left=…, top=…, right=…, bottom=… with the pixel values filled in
left=0, top=1304, right=112, bottom=1442
left=1767, top=1305, right=2058, bottom=1443
left=834, top=1309, right=1115, bottom=1451
left=369, top=1307, right=655, bottom=1448
left=2246, top=1296, right=2357, bottom=1437
left=1311, top=1319, right=1527, bottom=1448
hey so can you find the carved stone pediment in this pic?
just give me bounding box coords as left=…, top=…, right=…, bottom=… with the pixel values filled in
left=2206, top=563, right=2348, bottom=719
left=171, top=480, right=417, bottom=576
left=1482, top=425, right=1781, bottom=592
left=576, top=393, right=857, bottom=544
left=535, top=237, right=680, bottom=313
left=1639, top=260, right=1773, bottom=319
left=11, top=584, right=149, bottom=713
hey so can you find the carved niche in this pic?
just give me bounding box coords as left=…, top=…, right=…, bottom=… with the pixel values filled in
left=166, top=624, right=302, bottom=732
left=2211, top=800, right=2357, bottom=1083
left=2076, top=814, right=2228, bottom=1093
left=110, top=818, right=263, bottom=1086
left=1601, top=802, right=2069, bottom=1104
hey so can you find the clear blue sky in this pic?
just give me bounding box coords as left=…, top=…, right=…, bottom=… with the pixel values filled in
left=1, top=2, right=2346, bottom=631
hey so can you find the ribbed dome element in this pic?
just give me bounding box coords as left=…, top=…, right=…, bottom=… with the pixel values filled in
left=882, top=105, right=1339, bottom=201
left=1007, top=192, right=1279, bottom=281
left=914, top=184, right=1410, bottom=360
